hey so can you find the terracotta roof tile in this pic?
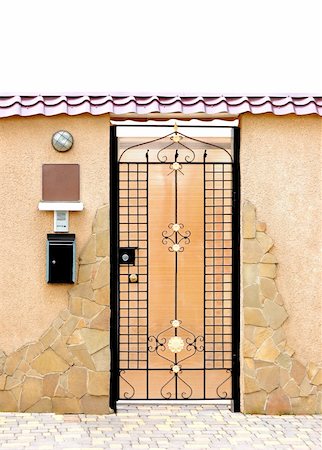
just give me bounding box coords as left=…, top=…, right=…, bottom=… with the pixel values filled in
left=0, top=95, right=320, bottom=118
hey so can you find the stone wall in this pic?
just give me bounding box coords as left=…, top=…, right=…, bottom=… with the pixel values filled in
left=0, top=205, right=111, bottom=413
left=242, top=201, right=322, bottom=414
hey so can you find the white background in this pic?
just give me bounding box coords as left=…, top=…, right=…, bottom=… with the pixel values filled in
left=0, top=0, right=321, bottom=94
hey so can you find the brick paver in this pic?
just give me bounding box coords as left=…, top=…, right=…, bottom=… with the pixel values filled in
left=0, top=404, right=321, bottom=449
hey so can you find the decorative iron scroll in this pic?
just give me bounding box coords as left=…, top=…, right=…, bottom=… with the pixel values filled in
left=119, top=122, right=233, bottom=163
left=161, top=223, right=191, bottom=252
left=157, top=136, right=196, bottom=163
left=119, top=370, right=135, bottom=399
left=216, top=369, right=232, bottom=399
left=148, top=320, right=204, bottom=399
left=118, top=123, right=234, bottom=401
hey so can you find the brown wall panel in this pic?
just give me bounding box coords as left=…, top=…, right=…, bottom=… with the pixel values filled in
left=42, top=164, right=80, bottom=201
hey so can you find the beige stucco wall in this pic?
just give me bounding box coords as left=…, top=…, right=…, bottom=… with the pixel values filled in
left=0, top=114, right=110, bottom=354
left=240, top=113, right=322, bottom=365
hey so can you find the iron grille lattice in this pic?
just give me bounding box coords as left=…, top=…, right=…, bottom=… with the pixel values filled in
left=117, top=127, right=235, bottom=401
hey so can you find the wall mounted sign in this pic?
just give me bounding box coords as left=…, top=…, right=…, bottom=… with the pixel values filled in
left=42, top=164, right=80, bottom=202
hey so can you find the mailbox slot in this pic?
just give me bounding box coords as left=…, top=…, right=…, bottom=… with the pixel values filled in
left=119, top=247, right=136, bottom=265
left=47, top=234, right=76, bottom=283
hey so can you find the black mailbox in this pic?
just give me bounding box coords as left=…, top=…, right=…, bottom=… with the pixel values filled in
left=47, top=234, right=76, bottom=283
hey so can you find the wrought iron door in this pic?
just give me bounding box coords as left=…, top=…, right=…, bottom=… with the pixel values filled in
left=113, top=125, right=239, bottom=402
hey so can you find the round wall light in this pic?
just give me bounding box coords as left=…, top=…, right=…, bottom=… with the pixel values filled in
left=52, top=130, right=74, bottom=152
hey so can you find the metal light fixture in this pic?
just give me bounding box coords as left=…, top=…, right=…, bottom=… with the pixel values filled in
left=52, top=130, right=73, bottom=152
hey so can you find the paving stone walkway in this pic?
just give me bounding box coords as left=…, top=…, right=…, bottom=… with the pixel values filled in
left=0, top=404, right=321, bottom=449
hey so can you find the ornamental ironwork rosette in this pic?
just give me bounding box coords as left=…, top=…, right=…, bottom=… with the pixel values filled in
left=148, top=319, right=204, bottom=399
left=162, top=223, right=191, bottom=252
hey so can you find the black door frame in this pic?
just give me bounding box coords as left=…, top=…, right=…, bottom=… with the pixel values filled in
left=109, top=124, right=240, bottom=412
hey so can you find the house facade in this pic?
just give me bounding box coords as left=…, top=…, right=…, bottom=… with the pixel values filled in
left=0, top=95, right=321, bottom=414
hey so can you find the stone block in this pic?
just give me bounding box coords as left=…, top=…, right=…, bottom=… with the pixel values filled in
left=266, top=387, right=291, bottom=414
left=69, top=344, right=95, bottom=370
left=0, top=374, right=6, bottom=389
left=52, top=397, right=82, bottom=414
left=82, top=299, right=104, bottom=319
left=0, top=391, right=17, bottom=412
left=92, top=258, right=109, bottom=290
left=93, top=205, right=108, bottom=232
left=242, top=201, right=256, bottom=238
left=40, top=327, right=60, bottom=349
left=263, top=299, right=288, bottom=330
left=257, top=365, right=279, bottom=393
left=259, top=277, right=277, bottom=300
left=0, top=353, right=6, bottom=373
left=25, top=343, right=44, bottom=363
left=51, top=338, right=74, bottom=365
left=69, top=281, right=94, bottom=301
left=43, top=373, right=59, bottom=397
left=60, top=372, right=68, bottom=390
left=95, top=285, right=110, bottom=306
left=284, top=345, right=295, bottom=357
left=311, top=368, right=322, bottom=386
left=96, top=231, right=109, bottom=257
left=18, top=360, right=30, bottom=373
left=243, top=390, right=267, bottom=414
left=80, top=394, right=110, bottom=414
left=244, top=375, right=260, bottom=394
left=60, top=316, right=79, bottom=337
left=256, top=221, right=266, bottom=232
left=92, top=346, right=110, bottom=372
left=299, top=377, right=315, bottom=396
left=256, top=232, right=273, bottom=253
left=20, top=376, right=43, bottom=411
left=79, top=235, right=96, bottom=264
left=243, top=339, right=257, bottom=358
left=68, top=367, right=88, bottom=398
left=67, top=330, right=84, bottom=346
left=244, top=308, right=268, bottom=327
left=276, top=352, right=292, bottom=370
left=244, top=325, right=254, bottom=342
left=243, top=239, right=264, bottom=263
left=272, top=328, right=286, bottom=345
left=60, top=309, right=71, bottom=321
left=261, top=253, right=277, bottom=264
left=244, top=358, right=256, bottom=376
left=80, top=329, right=109, bottom=355
left=26, top=397, right=52, bottom=413
left=306, top=362, right=318, bottom=381
left=280, top=367, right=291, bottom=388
left=316, top=392, right=322, bottom=414
left=290, top=360, right=306, bottom=385
left=77, top=264, right=92, bottom=283
left=88, top=371, right=109, bottom=395
left=69, top=297, right=83, bottom=316
left=4, top=351, right=22, bottom=376
left=291, top=395, right=317, bottom=414
left=77, top=318, right=88, bottom=329
left=255, top=338, right=280, bottom=362
left=54, top=384, right=72, bottom=398
left=52, top=317, right=64, bottom=330
left=259, top=263, right=277, bottom=279
left=5, top=374, right=23, bottom=390
left=90, top=308, right=110, bottom=331
left=252, top=327, right=273, bottom=347
left=274, top=293, right=284, bottom=305
left=243, top=284, right=260, bottom=308
left=31, top=349, right=69, bottom=375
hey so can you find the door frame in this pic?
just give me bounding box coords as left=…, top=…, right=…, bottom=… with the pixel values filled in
left=109, top=124, right=240, bottom=412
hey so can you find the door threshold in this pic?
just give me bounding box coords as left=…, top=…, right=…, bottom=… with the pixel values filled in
left=117, top=399, right=232, bottom=406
